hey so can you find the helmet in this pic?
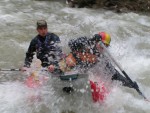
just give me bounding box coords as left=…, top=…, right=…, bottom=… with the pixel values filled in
left=98, top=32, right=111, bottom=46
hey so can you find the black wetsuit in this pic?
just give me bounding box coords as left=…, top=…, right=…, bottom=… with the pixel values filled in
left=24, top=32, right=63, bottom=68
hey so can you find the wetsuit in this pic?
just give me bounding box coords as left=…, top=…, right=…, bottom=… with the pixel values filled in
left=24, top=32, right=63, bottom=69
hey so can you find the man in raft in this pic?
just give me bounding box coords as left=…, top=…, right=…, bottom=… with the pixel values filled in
left=22, top=20, right=63, bottom=73
left=59, top=32, right=133, bottom=88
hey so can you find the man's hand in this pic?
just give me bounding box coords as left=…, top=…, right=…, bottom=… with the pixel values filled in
left=66, top=53, right=76, bottom=67
left=21, top=66, right=29, bottom=72
left=48, top=65, right=55, bottom=72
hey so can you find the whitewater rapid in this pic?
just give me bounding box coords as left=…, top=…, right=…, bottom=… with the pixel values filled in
left=0, top=0, right=150, bottom=113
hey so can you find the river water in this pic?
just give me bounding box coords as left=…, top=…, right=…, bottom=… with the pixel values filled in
left=0, top=0, right=150, bottom=113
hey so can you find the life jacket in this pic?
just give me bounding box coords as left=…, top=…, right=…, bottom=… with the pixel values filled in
left=75, top=51, right=97, bottom=64
left=36, top=33, right=60, bottom=60
left=59, top=52, right=97, bottom=72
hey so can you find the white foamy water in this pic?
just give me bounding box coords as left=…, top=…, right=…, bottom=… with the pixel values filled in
left=0, top=0, right=150, bottom=113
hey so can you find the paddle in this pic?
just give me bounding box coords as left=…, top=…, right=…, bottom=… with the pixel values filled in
left=99, top=42, right=148, bottom=100
left=0, top=68, right=21, bottom=71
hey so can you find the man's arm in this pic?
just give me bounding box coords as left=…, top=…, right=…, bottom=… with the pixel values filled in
left=24, top=39, right=36, bottom=67
left=112, top=70, right=131, bottom=87
left=105, top=60, right=133, bottom=88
